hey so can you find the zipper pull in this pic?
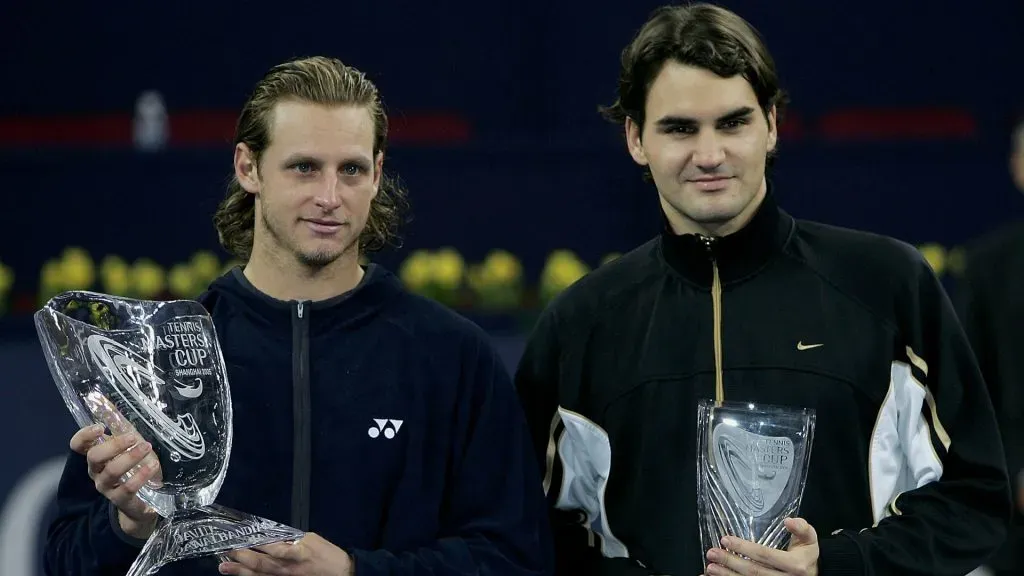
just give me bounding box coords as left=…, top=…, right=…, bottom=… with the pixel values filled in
left=698, top=234, right=718, bottom=259
left=297, top=301, right=304, bottom=319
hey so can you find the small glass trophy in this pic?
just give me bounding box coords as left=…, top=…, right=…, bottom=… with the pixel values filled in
left=36, top=291, right=306, bottom=576
left=696, top=399, right=815, bottom=567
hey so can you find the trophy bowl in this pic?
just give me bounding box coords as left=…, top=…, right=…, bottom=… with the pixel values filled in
left=696, top=399, right=816, bottom=567
left=36, top=291, right=305, bottom=576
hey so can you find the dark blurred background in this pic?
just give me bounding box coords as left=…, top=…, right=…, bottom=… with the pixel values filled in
left=2, top=2, right=1022, bottom=574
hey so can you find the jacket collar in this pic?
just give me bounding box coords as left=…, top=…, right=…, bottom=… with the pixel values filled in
left=658, top=184, right=792, bottom=287
left=202, top=263, right=404, bottom=336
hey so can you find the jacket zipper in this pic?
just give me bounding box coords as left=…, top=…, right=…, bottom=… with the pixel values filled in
left=699, top=235, right=725, bottom=405
left=291, top=300, right=311, bottom=530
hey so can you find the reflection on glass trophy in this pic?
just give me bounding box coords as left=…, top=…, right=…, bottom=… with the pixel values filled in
left=35, top=291, right=306, bottom=576
left=696, top=400, right=815, bottom=569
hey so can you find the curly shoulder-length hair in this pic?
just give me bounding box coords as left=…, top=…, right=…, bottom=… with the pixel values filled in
left=213, top=56, right=409, bottom=261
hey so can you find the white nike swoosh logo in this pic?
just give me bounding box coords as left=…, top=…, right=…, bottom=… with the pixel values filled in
left=797, top=342, right=824, bottom=351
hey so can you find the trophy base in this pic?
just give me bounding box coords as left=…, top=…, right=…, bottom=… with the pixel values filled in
left=125, top=504, right=306, bottom=576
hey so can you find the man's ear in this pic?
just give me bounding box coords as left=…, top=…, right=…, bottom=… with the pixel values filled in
left=625, top=117, right=649, bottom=166
left=766, top=105, right=778, bottom=154
left=234, top=143, right=260, bottom=194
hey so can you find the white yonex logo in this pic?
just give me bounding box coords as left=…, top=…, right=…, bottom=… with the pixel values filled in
left=368, top=419, right=403, bottom=439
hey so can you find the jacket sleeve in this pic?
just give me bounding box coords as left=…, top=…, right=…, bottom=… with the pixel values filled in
left=817, top=255, right=1013, bottom=576
left=348, top=332, right=555, bottom=576
left=44, top=450, right=147, bottom=576
left=513, top=308, right=654, bottom=576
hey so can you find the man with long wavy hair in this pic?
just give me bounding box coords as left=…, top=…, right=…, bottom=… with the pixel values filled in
left=44, top=56, right=554, bottom=576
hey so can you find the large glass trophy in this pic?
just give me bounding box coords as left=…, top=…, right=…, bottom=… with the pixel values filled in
left=35, top=291, right=306, bottom=576
left=696, top=400, right=815, bottom=567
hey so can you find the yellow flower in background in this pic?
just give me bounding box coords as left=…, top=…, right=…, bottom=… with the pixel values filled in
left=0, top=260, right=12, bottom=314
left=398, top=248, right=465, bottom=306
left=40, top=259, right=62, bottom=296
left=132, top=259, right=166, bottom=299
left=399, top=250, right=434, bottom=293
left=917, top=243, right=946, bottom=276
left=0, top=261, right=14, bottom=293
left=100, top=255, right=131, bottom=296
left=38, top=248, right=96, bottom=302
left=190, top=250, right=221, bottom=284
left=483, top=250, right=522, bottom=284
left=467, top=250, right=524, bottom=310
left=0, top=260, right=13, bottom=315
left=158, top=250, right=224, bottom=299
left=433, top=247, right=465, bottom=290
left=543, top=250, right=590, bottom=284
left=168, top=263, right=199, bottom=298
left=540, top=249, right=590, bottom=303
left=61, top=247, right=96, bottom=290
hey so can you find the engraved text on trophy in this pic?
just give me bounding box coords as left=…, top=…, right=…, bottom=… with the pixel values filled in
left=712, top=424, right=795, bottom=517
left=86, top=317, right=222, bottom=490
left=174, top=524, right=263, bottom=554
left=156, top=319, right=214, bottom=402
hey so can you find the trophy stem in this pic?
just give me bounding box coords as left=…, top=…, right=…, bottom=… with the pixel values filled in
left=125, top=504, right=306, bottom=576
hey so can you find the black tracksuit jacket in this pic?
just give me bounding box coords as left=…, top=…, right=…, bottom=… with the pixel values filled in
left=515, top=190, right=1011, bottom=575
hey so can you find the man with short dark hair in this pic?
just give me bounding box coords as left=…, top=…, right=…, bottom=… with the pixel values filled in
left=959, top=110, right=1024, bottom=576
left=515, top=5, right=1011, bottom=575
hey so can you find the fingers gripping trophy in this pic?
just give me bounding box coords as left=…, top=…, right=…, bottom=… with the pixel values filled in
left=36, top=291, right=305, bottom=576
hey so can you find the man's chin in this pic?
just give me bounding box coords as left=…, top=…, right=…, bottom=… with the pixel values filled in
left=688, top=194, right=756, bottom=220
left=296, top=246, right=347, bottom=269
left=688, top=208, right=743, bottom=226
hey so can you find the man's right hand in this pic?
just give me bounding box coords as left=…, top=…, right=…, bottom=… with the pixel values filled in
left=70, top=424, right=161, bottom=540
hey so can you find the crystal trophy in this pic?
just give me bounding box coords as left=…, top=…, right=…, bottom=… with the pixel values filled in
left=35, top=291, right=306, bottom=576
left=696, top=400, right=815, bottom=567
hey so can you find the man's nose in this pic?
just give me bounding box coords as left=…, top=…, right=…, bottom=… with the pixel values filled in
left=693, top=132, right=726, bottom=169
left=315, top=175, right=343, bottom=210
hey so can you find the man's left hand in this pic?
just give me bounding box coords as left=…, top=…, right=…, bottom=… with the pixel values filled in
left=218, top=532, right=354, bottom=576
left=703, top=517, right=819, bottom=576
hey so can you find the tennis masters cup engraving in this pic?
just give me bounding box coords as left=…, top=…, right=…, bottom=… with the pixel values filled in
left=696, top=400, right=815, bottom=569
left=36, top=291, right=305, bottom=576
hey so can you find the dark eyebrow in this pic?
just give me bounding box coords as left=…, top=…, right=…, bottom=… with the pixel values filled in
left=655, top=115, right=696, bottom=130
left=281, top=154, right=321, bottom=167
left=340, top=156, right=374, bottom=171
left=717, top=106, right=755, bottom=123
left=654, top=106, right=756, bottom=128
left=281, top=154, right=372, bottom=169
